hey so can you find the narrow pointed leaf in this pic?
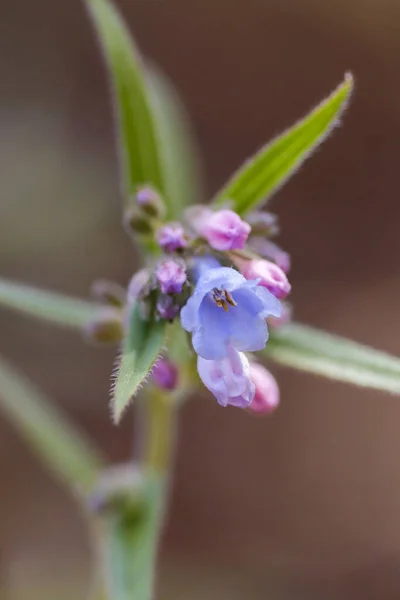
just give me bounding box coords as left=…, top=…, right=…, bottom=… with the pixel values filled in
left=213, top=73, right=353, bottom=215
left=0, top=277, right=99, bottom=329
left=112, top=305, right=166, bottom=423
left=264, top=323, right=400, bottom=394
left=87, top=0, right=198, bottom=220
left=86, top=0, right=165, bottom=202
left=0, top=356, right=103, bottom=491
left=146, top=67, right=202, bottom=218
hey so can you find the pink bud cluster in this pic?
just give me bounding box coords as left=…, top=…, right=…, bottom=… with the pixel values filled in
left=122, top=188, right=292, bottom=415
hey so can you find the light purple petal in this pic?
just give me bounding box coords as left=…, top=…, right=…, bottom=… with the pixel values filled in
left=254, top=286, right=282, bottom=317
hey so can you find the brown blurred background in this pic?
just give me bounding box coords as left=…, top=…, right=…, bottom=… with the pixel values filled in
left=2, top=0, right=400, bottom=598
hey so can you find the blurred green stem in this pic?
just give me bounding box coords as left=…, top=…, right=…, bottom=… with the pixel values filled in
left=98, top=389, right=176, bottom=600
left=143, top=388, right=176, bottom=473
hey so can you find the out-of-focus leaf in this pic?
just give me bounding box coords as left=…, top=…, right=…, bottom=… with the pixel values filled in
left=100, top=473, right=165, bottom=600
left=146, top=67, right=202, bottom=218
left=88, top=0, right=194, bottom=220
left=264, top=322, right=400, bottom=394
left=0, top=356, right=103, bottom=492
left=86, top=0, right=165, bottom=203
left=213, top=74, right=353, bottom=215
left=0, top=277, right=99, bottom=329
left=112, top=305, right=166, bottom=424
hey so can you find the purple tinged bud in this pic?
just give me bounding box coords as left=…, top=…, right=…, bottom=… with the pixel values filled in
left=156, top=259, right=186, bottom=294
left=91, top=279, right=126, bottom=307
left=135, top=186, right=164, bottom=217
left=156, top=295, right=180, bottom=320
left=194, top=208, right=251, bottom=251
left=84, top=308, right=124, bottom=345
left=250, top=238, right=291, bottom=273
left=127, top=269, right=151, bottom=304
left=242, top=259, right=291, bottom=300
left=123, top=208, right=153, bottom=235
left=157, top=222, right=187, bottom=252
left=152, top=358, right=179, bottom=390
left=197, top=346, right=255, bottom=408
left=247, top=363, right=279, bottom=415
left=246, top=211, right=279, bottom=237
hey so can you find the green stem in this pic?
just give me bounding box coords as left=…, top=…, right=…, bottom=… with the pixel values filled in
left=97, top=389, right=176, bottom=600
left=143, top=389, right=176, bottom=473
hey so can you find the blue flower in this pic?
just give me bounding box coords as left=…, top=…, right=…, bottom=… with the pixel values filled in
left=181, top=259, right=281, bottom=360
left=197, top=346, right=255, bottom=408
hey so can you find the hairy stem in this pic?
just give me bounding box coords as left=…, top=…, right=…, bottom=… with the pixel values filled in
left=97, top=389, right=176, bottom=600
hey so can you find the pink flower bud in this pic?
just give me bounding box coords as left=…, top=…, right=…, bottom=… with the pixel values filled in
left=248, top=363, right=279, bottom=415
left=152, top=358, right=179, bottom=390
left=242, top=259, right=291, bottom=299
left=157, top=222, right=187, bottom=252
left=156, top=259, right=186, bottom=294
left=196, top=208, right=251, bottom=251
left=249, top=238, right=291, bottom=273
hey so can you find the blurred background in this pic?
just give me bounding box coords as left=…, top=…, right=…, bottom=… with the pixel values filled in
left=2, top=0, right=400, bottom=598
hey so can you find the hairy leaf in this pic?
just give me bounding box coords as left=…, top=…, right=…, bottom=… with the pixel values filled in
left=213, top=74, right=353, bottom=215
left=265, top=323, right=400, bottom=394
left=112, top=305, right=166, bottom=423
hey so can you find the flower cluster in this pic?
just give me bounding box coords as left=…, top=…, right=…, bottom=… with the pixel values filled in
left=120, top=187, right=292, bottom=414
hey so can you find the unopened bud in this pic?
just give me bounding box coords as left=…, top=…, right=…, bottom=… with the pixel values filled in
left=242, top=258, right=291, bottom=300
left=246, top=211, right=279, bottom=236
left=157, top=222, right=187, bottom=252
left=152, top=358, right=179, bottom=390
left=91, top=279, right=126, bottom=307
left=250, top=238, right=291, bottom=273
left=123, top=208, right=153, bottom=235
left=156, top=259, right=186, bottom=294
left=156, top=295, right=180, bottom=321
left=84, top=308, right=124, bottom=344
left=127, top=269, right=151, bottom=304
left=195, top=208, right=251, bottom=251
left=135, top=186, right=165, bottom=218
left=248, top=363, right=279, bottom=415
left=87, top=464, right=144, bottom=514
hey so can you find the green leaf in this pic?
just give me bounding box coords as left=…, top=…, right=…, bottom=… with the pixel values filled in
left=0, top=355, right=103, bottom=492
left=112, top=305, right=166, bottom=424
left=100, top=473, right=165, bottom=600
left=264, top=322, right=400, bottom=394
left=212, top=73, right=353, bottom=215
left=0, top=277, right=99, bottom=329
left=146, top=66, right=202, bottom=218
left=85, top=0, right=165, bottom=206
